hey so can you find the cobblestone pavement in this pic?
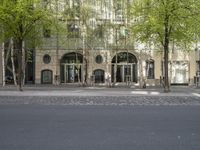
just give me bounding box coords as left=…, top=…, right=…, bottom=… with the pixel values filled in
left=0, top=95, right=200, bottom=106
left=0, top=85, right=199, bottom=105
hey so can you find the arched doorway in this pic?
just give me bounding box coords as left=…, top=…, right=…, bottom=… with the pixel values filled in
left=60, top=52, right=83, bottom=83
left=41, top=69, right=53, bottom=84
left=94, top=69, right=105, bottom=83
left=112, top=52, right=138, bottom=82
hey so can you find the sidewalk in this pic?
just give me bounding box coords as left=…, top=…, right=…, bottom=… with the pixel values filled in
left=0, top=85, right=199, bottom=97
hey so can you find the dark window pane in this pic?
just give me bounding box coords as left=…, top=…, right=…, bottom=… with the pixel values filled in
left=146, top=60, right=155, bottom=79
left=41, top=70, right=52, bottom=84
left=96, top=55, right=103, bottom=64
left=43, top=54, right=51, bottom=64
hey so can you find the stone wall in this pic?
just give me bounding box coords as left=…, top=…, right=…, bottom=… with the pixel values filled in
left=34, top=48, right=198, bottom=86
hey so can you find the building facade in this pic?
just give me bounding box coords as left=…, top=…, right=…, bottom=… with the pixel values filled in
left=1, top=0, right=200, bottom=86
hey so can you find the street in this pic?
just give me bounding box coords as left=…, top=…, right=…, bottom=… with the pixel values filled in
left=0, top=104, right=200, bottom=150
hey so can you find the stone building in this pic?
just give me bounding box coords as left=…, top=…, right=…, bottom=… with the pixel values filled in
left=35, top=42, right=200, bottom=86
left=1, top=0, right=200, bottom=86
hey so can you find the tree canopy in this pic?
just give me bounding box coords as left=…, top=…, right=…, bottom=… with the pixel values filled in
left=0, top=0, right=54, bottom=90
left=130, top=0, right=200, bottom=92
left=0, top=0, right=53, bottom=42
left=130, top=0, right=200, bottom=47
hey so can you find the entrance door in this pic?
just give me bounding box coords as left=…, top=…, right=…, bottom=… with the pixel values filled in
left=111, top=52, right=138, bottom=83
left=116, top=65, right=123, bottom=82
left=124, top=65, right=131, bottom=82
left=66, top=65, right=74, bottom=83
left=64, top=65, right=82, bottom=83
left=116, top=64, right=134, bottom=82
left=60, top=52, right=83, bottom=83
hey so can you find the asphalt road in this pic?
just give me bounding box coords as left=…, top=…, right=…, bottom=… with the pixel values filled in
left=0, top=105, right=200, bottom=150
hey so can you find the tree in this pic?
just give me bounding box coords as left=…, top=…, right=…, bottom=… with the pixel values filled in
left=0, top=0, right=53, bottom=91
left=130, top=0, right=200, bottom=92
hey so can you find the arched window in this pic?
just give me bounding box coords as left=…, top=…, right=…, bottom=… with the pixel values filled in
left=146, top=59, right=155, bottom=79
left=60, top=52, right=83, bottom=64
left=41, top=70, right=53, bottom=84
left=60, top=52, right=83, bottom=83
left=94, top=69, right=105, bottom=83
left=111, top=52, right=138, bottom=83
left=112, top=52, right=137, bottom=64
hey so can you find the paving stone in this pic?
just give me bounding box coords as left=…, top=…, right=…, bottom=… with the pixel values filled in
left=0, top=96, right=200, bottom=106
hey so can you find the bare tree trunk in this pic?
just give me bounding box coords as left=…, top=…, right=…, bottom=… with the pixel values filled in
left=113, top=50, right=117, bottom=86
left=22, top=41, right=25, bottom=85
left=139, top=52, right=144, bottom=88
left=17, top=39, right=23, bottom=91
left=11, top=38, right=17, bottom=85
left=82, top=25, right=86, bottom=86
left=2, top=42, right=5, bottom=86
left=5, top=40, right=11, bottom=67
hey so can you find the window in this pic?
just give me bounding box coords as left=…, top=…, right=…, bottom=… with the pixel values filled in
left=197, top=61, right=200, bottom=72
left=60, top=52, right=83, bottom=83
left=111, top=52, right=138, bottom=83
left=43, top=54, right=51, bottom=64
left=95, top=25, right=104, bottom=38
left=95, top=55, right=103, bottom=64
left=94, top=69, right=105, bottom=83
left=43, top=28, right=51, bottom=38
left=41, top=70, right=52, bottom=84
left=67, top=24, right=79, bottom=38
left=146, top=59, right=155, bottom=79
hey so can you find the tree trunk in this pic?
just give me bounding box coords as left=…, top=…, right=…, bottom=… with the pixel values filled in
left=75, top=52, right=81, bottom=85
left=164, top=41, right=170, bottom=92
left=139, top=52, right=144, bottom=88
left=163, top=14, right=171, bottom=93
left=22, top=41, right=25, bottom=85
left=17, top=39, right=23, bottom=91
left=11, top=38, right=17, bottom=85
left=5, top=40, right=11, bottom=67
left=2, top=42, right=5, bottom=86
left=82, top=25, right=86, bottom=86
left=113, top=50, right=117, bottom=86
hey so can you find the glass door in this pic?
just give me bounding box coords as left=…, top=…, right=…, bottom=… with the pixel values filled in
left=124, top=65, right=131, bottom=82
left=116, top=65, right=123, bottom=82
left=66, top=65, right=74, bottom=83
